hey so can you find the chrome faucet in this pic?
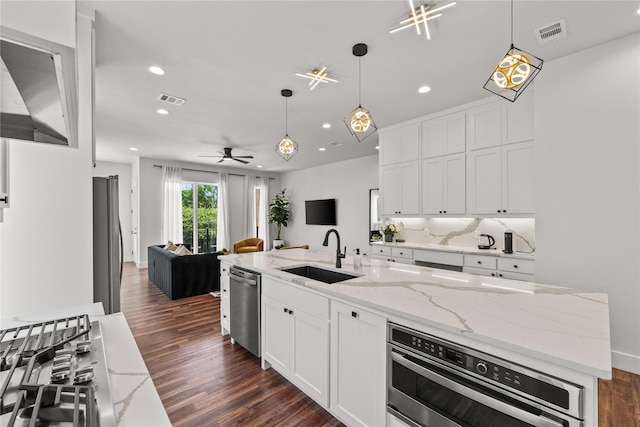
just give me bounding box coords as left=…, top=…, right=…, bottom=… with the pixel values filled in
left=322, top=228, right=345, bottom=269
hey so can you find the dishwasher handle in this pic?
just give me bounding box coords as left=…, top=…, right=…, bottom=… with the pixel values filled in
left=229, top=271, right=258, bottom=286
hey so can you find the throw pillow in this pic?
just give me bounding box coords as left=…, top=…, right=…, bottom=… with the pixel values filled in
left=163, top=241, right=178, bottom=251
left=174, top=245, right=192, bottom=256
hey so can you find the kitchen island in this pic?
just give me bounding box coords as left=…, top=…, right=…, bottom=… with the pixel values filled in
left=220, top=248, right=611, bottom=427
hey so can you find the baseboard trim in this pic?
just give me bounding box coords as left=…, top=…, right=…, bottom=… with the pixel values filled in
left=134, top=261, right=148, bottom=269
left=612, top=349, right=640, bottom=375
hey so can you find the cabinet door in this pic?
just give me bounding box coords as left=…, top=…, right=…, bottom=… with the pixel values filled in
left=422, top=113, right=466, bottom=158
left=443, top=154, right=466, bottom=214
left=330, top=300, right=386, bottom=427
left=380, top=165, right=401, bottom=215
left=467, top=102, right=503, bottom=150
left=262, top=295, right=290, bottom=375
left=502, top=141, right=534, bottom=214
left=445, top=112, right=466, bottom=154
left=468, top=147, right=502, bottom=214
left=291, top=309, right=329, bottom=407
left=399, top=162, right=420, bottom=215
left=505, top=91, right=534, bottom=144
left=220, top=273, right=230, bottom=335
left=399, top=124, right=420, bottom=162
left=422, top=158, right=444, bottom=214
left=378, top=130, right=399, bottom=166
left=422, top=119, right=446, bottom=158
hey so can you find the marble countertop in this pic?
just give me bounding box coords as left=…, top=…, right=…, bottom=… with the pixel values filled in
left=221, top=249, right=610, bottom=378
left=370, top=240, right=536, bottom=259
left=1, top=303, right=171, bottom=426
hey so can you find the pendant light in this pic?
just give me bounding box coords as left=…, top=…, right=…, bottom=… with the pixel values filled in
left=483, top=0, right=543, bottom=102
left=344, top=43, right=377, bottom=142
left=275, top=89, right=298, bottom=161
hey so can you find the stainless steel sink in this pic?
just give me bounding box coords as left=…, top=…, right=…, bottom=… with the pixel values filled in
left=280, top=265, right=360, bottom=284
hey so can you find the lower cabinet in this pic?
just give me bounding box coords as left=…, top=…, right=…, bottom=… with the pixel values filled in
left=463, top=255, right=535, bottom=282
left=262, top=277, right=330, bottom=407
left=220, top=262, right=231, bottom=336
left=330, top=300, right=386, bottom=427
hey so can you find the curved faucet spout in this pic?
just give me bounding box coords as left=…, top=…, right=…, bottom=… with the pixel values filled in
left=322, top=229, right=345, bottom=268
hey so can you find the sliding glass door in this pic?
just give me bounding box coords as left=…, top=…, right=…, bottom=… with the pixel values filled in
left=181, top=183, right=218, bottom=253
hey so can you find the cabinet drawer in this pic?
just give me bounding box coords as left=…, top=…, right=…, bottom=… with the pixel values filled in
left=463, top=266, right=495, bottom=277
left=371, top=245, right=392, bottom=256
left=499, top=271, right=535, bottom=282
left=413, top=250, right=464, bottom=267
left=263, top=277, right=329, bottom=320
left=464, top=255, right=497, bottom=270
left=391, top=248, right=413, bottom=259
left=497, top=258, right=535, bottom=275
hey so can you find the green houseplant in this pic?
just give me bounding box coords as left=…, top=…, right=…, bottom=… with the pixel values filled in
left=268, top=189, right=290, bottom=248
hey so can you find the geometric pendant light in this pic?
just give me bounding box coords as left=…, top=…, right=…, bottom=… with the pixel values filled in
left=275, top=89, right=299, bottom=161
left=343, top=43, right=377, bottom=142
left=483, top=0, right=543, bottom=102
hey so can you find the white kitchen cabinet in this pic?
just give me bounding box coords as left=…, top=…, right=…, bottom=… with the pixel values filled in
left=262, top=277, right=330, bottom=407
left=421, top=112, right=466, bottom=157
left=468, top=141, right=534, bottom=214
left=330, top=300, right=386, bottom=427
left=466, top=101, right=503, bottom=150
left=379, top=124, right=420, bottom=166
left=380, top=162, right=420, bottom=215
left=422, top=153, right=465, bottom=215
left=220, top=262, right=231, bottom=336
left=464, top=255, right=535, bottom=281
left=505, top=91, right=534, bottom=144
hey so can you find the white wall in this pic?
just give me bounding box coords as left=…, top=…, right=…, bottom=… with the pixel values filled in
left=93, top=161, right=133, bottom=262
left=135, top=157, right=280, bottom=267
left=0, top=3, right=96, bottom=317
left=535, top=33, right=640, bottom=374
left=280, top=155, right=378, bottom=255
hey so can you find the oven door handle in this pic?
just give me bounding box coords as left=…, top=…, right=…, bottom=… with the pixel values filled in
left=390, top=350, right=570, bottom=427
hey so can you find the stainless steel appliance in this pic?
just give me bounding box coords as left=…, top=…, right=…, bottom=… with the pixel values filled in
left=0, top=314, right=116, bottom=426
left=93, top=176, right=123, bottom=315
left=504, top=228, right=516, bottom=254
left=387, top=323, right=584, bottom=427
left=229, top=266, right=261, bottom=357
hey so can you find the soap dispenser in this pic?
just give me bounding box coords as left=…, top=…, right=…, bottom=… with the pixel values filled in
left=353, top=248, right=362, bottom=271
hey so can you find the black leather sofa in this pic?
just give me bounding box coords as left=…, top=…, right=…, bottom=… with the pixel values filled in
left=147, top=245, right=222, bottom=300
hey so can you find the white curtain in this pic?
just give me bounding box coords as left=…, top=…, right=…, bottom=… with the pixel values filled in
left=216, top=173, right=230, bottom=252
left=257, top=177, right=269, bottom=248
left=161, top=166, right=183, bottom=243
left=245, top=175, right=257, bottom=238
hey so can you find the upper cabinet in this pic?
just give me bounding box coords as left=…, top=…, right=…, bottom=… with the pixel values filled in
left=422, top=154, right=465, bottom=215
left=380, top=162, right=420, bottom=216
left=379, top=124, right=420, bottom=166
left=421, top=112, right=466, bottom=158
left=466, top=101, right=503, bottom=150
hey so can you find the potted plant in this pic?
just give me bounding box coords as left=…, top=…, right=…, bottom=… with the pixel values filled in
left=380, top=221, right=399, bottom=242
left=268, top=189, right=290, bottom=248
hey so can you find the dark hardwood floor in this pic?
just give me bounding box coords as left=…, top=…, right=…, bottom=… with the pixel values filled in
left=120, top=263, right=640, bottom=426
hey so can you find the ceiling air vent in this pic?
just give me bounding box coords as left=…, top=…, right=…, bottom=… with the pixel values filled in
left=535, top=19, right=567, bottom=45
left=158, top=93, right=186, bottom=106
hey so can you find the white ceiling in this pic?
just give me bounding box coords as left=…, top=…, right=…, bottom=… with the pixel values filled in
left=84, top=0, right=640, bottom=172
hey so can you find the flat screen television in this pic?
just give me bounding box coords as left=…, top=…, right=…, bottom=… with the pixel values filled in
left=305, top=199, right=337, bottom=225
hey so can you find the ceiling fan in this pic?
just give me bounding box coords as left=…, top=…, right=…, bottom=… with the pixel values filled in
left=198, top=147, right=254, bottom=164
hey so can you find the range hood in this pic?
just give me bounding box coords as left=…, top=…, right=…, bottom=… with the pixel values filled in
left=0, top=26, right=78, bottom=147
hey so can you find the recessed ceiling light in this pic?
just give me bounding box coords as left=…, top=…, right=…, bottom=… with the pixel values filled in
left=635, top=6, right=640, bottom=16
left=148, top=66, right=165, bottom=75
left=322, top=123, right=331, bottom=129
left=375, top=146, right=380, bottom=150
left=129, top=147, right=138, bottom=151
left=418, top=86, right=431, bottom=94
left=157, top=109, right=169, bottom=115
left=319, top=147, right=326, bottom=152
left=257, top=165, right=263, bottom=168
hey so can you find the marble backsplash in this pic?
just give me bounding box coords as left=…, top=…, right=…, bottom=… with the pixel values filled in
left=385, top=217, right=535, bottom=254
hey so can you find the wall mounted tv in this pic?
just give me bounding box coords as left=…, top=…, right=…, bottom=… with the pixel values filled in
left=305, top=198, right=337, bottom=225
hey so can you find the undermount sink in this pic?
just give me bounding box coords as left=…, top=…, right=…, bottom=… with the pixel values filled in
left=280, top=265, right=360, bottom=284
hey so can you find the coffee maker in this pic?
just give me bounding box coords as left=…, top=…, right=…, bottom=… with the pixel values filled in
left=503, top=229, right=516, bottom=253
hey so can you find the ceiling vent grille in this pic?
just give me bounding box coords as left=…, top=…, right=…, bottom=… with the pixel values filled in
left=158, top=93, right=186, bottom=106
left=535, top=19, right=567, bottom=45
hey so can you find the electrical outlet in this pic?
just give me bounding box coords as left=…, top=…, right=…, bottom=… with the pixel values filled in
left=423, top=228, right=430, bottom=236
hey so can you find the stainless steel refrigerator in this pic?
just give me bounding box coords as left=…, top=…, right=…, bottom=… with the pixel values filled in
left=93, top=176, right=123, bottom=314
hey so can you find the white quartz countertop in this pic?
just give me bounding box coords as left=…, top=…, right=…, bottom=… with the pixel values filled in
left=221, top=249, right=611, bottom=378
left=370, top=241, right=536, bottom=259
left=1, top=303, right=171, bottom=426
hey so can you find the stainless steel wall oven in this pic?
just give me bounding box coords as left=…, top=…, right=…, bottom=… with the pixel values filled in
left=387, top=323, right=584, bottom=427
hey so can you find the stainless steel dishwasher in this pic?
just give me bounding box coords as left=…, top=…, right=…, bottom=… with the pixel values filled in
left=229, top=265, right=261, bottom=357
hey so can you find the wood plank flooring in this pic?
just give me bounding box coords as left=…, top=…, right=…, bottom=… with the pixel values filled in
left=120, top=263, right=640, bottom=426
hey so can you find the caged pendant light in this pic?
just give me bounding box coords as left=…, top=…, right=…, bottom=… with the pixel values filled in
left=344, top=43, right=377, bottom=142
left=275, top=89, right=299, bottom=161
left=483, top=0, right=543, bottom=102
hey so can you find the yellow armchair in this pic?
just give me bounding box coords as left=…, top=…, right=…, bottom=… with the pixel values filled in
left=233, top=238, right=264, bottom=254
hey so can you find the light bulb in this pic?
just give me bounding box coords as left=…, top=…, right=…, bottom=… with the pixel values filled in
left=492, top=51, right=532, bottom=89
left=350, top=108, right=371, bottom=133
left=278, top=137, right=295, bottom=155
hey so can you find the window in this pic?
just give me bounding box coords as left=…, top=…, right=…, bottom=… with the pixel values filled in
left=181, top=183, right=218, bottom=253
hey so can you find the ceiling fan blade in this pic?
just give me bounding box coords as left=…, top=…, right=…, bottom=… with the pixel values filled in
left=233, top=158, right=249, bottom=164
left=198, top=155, right=223, bottom=157
left=233, top=155, right=254, bottom=159
left=216, top=159, right=225, bottom=163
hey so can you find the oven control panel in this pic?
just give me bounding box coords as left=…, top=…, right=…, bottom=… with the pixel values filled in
left=390, top=326, right=570, bottom=410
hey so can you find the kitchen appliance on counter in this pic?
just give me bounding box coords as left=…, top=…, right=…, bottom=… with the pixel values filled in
left=229, top=266, right=261, bottom=357
left=504, top=228, right=516, bottom=254
left=387, top=323, right=584, bottom=427
left=0, top=314, right=116, bottom=426
left=477, top=233, right=496, bottom=250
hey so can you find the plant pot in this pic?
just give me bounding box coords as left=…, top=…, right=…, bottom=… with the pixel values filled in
left=273, top=239, right=284, bottom=249
left=384, top=234, right=393, bottom=242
